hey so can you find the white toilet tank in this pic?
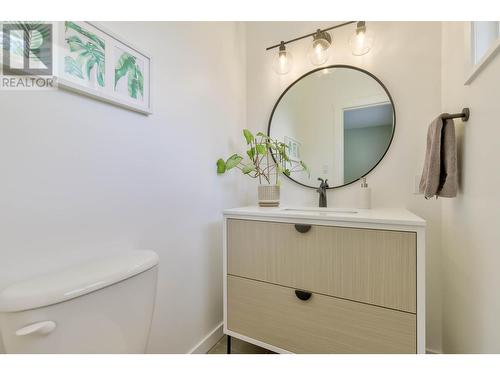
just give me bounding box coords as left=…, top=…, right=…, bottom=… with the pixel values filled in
left=0, top=250, right=159, bottom=354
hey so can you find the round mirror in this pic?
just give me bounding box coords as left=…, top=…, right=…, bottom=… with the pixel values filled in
left=268, top=65, right=395, bottom=189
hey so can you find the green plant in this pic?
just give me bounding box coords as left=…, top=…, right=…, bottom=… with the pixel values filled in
left=216, top=129, right=309, bottom=185
left=64, top=21, right=105, bottom=87
left=115, top=52, right=144, bottom=99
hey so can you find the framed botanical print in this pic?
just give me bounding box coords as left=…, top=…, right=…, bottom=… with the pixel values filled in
left=284, top=136, right=301, bottom=162
left=56, top=21, right=152, bottom=115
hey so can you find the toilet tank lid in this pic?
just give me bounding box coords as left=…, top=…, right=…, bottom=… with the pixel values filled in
left=0, top=250, right=159, bottom=313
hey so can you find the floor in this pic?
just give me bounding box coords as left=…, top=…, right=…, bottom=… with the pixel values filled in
left=207, top=335, right=275, bottom=354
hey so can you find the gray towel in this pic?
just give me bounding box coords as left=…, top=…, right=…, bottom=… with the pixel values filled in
left=419, top=114, right=458, bottom=199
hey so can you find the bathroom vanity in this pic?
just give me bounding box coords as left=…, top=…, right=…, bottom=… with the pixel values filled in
left=222, top=206, right=425, bottom=354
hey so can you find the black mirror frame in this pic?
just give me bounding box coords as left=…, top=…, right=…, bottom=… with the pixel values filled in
left=267, top=64, right=396, bottom=190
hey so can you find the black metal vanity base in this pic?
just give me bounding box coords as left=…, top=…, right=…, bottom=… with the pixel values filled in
left=227, top=335, right=231, bottom=354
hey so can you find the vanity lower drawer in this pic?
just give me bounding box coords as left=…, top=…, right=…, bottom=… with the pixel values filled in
left=227, top=219, right=417, bottom=313
left=227, top=275, right=416, bottom=353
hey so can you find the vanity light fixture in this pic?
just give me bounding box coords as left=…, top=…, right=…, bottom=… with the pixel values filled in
left=308, top=29, right=332, bottom=66
left=267, top=21, right=375, bottom=74
left=272, top=41, right=293, bottom=75
left=349, top=21, right=374, bottom=56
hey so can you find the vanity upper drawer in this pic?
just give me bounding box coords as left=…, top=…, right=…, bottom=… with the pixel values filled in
left=227, top=219, right=416, bottom=313
left=227, top=275, right=416, bottom=353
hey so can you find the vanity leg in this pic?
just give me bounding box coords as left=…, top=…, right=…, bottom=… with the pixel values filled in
left=227, top=335, right=231, bottom=354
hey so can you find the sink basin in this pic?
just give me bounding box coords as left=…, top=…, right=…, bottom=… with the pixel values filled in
left=281, top=207, right=358, bottom=214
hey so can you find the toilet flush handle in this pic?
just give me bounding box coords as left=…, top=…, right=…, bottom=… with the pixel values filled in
left=15, top=321, right=57, bottom=336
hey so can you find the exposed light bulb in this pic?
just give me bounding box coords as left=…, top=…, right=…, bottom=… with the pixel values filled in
left=349, top=21, right=374, bottom=56
left=308, top=29, right=332, bottom=66
left=272, top=41, right=293, bottom=75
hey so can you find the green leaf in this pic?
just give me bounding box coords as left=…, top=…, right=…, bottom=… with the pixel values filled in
left=243, top=129, right=254, bottom=144
left=114, top=52, right=144, bottom=99
left=64, top=56, right=83, bottom=78
left=246, top=147, right=255, bottom=159
left=115, top=53, right=134, bottom=88
left=242, top=165, right=256, bottom=174
left=300, top=161, right=311, bottom=177
left=128, top=68, right=139, bottom=99
left=65, top=28, right=105, bottom=86
left=136, top=66, right=144, bottom=97
left=97, top=59, right=105, bottom=87
left=65, top=21, right=105, bottom=50
left=128, top=64, right=144, bottom=99
left=284, top=169, right=291, bottom=176
left=66, top=35, right=85, bottom=52
left=256, top=132, right=267, bottom=137
left=255, top=144, right=267, bottom=155
left=76, top=50, right=90, bottom=66
left=216, top=159, right=226, bottom=174
left=225, top=154, right=243, bottom=170
left=85, top=55, right=97, bottom=80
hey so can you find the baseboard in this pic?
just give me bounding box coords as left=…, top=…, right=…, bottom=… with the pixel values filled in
left=426, top=348, right=442, bottom=354
left=188, top=322, right=224, bottom=354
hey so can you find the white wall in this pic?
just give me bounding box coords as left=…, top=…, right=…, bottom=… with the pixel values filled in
left=6, top=21, right=490, bottom=354
left=246, top=21, right=444, bottom=352
left=0, top=22, right=247, bottom=353
left=441, top=22, right=500, bottom=353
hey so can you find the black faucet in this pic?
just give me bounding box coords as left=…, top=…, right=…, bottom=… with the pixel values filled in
left=317, top=178, right=329, bottom=207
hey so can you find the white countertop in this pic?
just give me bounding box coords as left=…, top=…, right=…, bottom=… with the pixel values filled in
left=223, top=206, right=426, bottom=227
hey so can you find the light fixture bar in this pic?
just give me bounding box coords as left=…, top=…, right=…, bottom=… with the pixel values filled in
left=265, top=21, right=356, bottom=51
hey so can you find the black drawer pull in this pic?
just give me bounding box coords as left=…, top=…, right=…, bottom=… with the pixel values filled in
left=294, top=224, right=311, bottom=233
left=295, top=290, right=312, bottom=301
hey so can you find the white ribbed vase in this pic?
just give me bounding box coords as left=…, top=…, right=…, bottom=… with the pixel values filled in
left=258, top=184, right=280, bottom=207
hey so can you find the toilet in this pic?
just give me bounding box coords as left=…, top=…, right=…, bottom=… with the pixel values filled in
left=0, top=250, right=159, bottom=354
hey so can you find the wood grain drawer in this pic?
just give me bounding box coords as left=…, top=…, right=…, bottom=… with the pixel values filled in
left=227, top=275, right=416, bottom=353
left=227, top=219, right=417, bottom=313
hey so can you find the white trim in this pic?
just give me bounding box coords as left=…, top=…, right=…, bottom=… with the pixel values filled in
left=222, top=216, right=228, bottom=347
left=57, top=78, right=152, bottom=115
left=223, top=209, right=425, bottom=229
left=464, top=21, right=500, bottom=85
left=188, top=322, right=224, bottom=354
left=416, top=226, right=426, bottom=354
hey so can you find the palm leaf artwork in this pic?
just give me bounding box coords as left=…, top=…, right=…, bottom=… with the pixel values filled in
left=114, top=52, right=144, bottom=100
left=64, top=56, right=83, bottom=78
left=64, top=22, right=105, bottom=87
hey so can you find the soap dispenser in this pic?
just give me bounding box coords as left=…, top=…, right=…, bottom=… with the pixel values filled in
left=358, top=177, right=371, bottom=209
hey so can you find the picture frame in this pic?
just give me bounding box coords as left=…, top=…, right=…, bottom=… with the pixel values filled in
left=284, top=136, right=301, bottom=162
left=55, top=21, right=152, bottom=115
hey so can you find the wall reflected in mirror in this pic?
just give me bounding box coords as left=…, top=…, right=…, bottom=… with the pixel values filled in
left=269, top=66, right=395, bottom=188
